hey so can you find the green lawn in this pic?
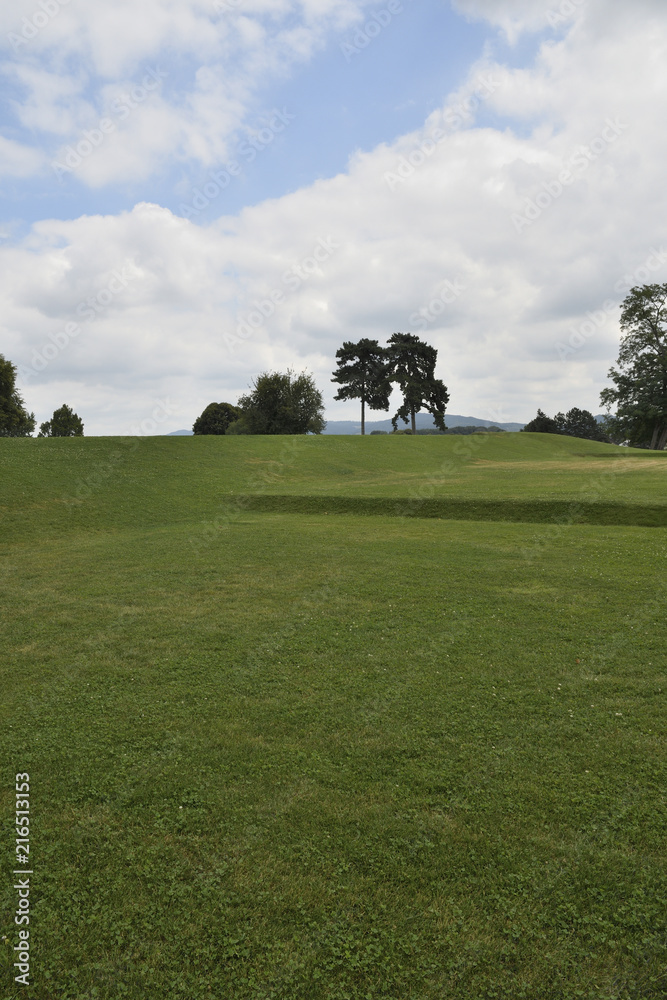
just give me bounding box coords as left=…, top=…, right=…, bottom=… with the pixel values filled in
left=1, top=434, right=666, bottom=541
left=1, top=435, right=665, bottom=999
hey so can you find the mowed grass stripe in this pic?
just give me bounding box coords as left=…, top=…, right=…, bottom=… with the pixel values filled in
left=237, top=492, right=667, bottom=526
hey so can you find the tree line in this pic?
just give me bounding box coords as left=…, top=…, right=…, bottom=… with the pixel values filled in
left=521, top=284, right=667, bottom=448
left=194, top=333, right=449, bottom=436
left=521, top=407, right=608, bottom=442
left=1, top=284, right=666, bottom=448
left=0, top=356, right=84, bottom=437
left=193, top=284, right=666, bottom=445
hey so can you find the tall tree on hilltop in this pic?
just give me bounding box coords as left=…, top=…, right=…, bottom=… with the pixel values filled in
left=600, top=283, right=667, bottom=449
left=0, top=354, right=35, bottom=437
left=385, top=333, right=449, bottom=434
left=331, top=339, right=391, bottom=435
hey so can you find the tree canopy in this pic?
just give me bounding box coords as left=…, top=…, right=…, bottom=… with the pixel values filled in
left=521, top=409, right=561, bottom=434
left=522, top=407, right=606, bottom=441
left=193, top=402, right=241, bottom=435
left=555, top=407, right=607, bottom=441
left=385, top=333, right=449, bottom=433
left=0, top=354, right=35, bottom=437
left=331, top=339, right=391, bottom=435
left=235, top=370, right=325, bottom=435
left=600, top=283, right=667, bottom=449
left=38, top=404, right=84, bottom=437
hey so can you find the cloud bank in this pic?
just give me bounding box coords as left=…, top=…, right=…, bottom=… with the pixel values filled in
left=2, top=0, right=667, bottom=432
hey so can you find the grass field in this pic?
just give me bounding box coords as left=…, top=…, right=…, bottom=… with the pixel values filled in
left=1, top=433, right=666, bottom=999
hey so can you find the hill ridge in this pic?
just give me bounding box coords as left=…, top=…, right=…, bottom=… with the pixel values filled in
left=168, top=412, right=527, bottom=435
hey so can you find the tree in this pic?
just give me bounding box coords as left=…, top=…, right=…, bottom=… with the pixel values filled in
left=331, top=339, right=391, bottom=435
left=38, top=404, right=84, bottom=437
left=225, top=415, right=252, bottom=435
left=521, top=409, right=561, bottom=434
left=236, top=370, right=326, bottom=434
left=193, top=402, right=241, bottom=435
left=600, top=283, right=667, bottom=450
left=598, top=413, right=626, bottom=445
left=0, top=354, right=35, bottom=437
left=554, top=407, right=607, bottom=441
left=385, top=333, right=449, bottom=433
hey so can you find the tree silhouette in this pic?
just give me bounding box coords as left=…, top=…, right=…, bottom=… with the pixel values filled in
left=385, top=333, right=449, bottom=434
left=0, top=354, right=35, bottom=437
left=600, top=283, right=667, bottom=449
left=193, top=402, right=241, bottom=434
left=331, top=339, right=391, bottom=435
left=236, top=370, right=325, bottom=434
left=38, top=404, right=84, bottom=437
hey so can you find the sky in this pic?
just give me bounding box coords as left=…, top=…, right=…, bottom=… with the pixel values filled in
left=1, top=0, right=666, bottom=434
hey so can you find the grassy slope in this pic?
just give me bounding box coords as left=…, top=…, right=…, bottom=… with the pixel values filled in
left=1, top=434, right=666, bottom=541
left=1, top=435, right=666, bottom=999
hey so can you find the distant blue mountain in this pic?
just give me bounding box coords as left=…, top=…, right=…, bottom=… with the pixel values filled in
left=169, top=412, right=525, bottom=435
left=321, top=413, right=525, bottom=434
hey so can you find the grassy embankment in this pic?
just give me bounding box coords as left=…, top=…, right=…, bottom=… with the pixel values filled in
left=1, top=433, right=665, bottom=999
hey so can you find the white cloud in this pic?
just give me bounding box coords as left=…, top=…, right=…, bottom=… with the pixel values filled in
left=0, top=134, right=43, bottom=176
left=452, top=0, right=556, bottom=42
left=1, top=0, right=375, bottom=188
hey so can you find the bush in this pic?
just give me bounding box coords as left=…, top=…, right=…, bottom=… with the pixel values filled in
left=225, top=416, right=252, bottom=435
left=521, top=409, right=561, bottom=434
left=237, top=370, right=325, bottom=435
left=38, top=404, right=83, bottom=437
left=193, top=402, right=241, bottom=435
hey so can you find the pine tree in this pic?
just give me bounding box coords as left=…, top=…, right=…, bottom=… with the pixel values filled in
left=331, top=339, right=391, bottom=435
left=385, top=333, right=449, bottom=434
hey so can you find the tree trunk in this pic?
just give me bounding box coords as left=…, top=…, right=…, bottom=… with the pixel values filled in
left=657, top=423, right=667, bottom=450
left=361, top=397, right=365, bottom=436
left=411, top=408, right=416, bottom=435
left=650, top=422, right=662, bottom=449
